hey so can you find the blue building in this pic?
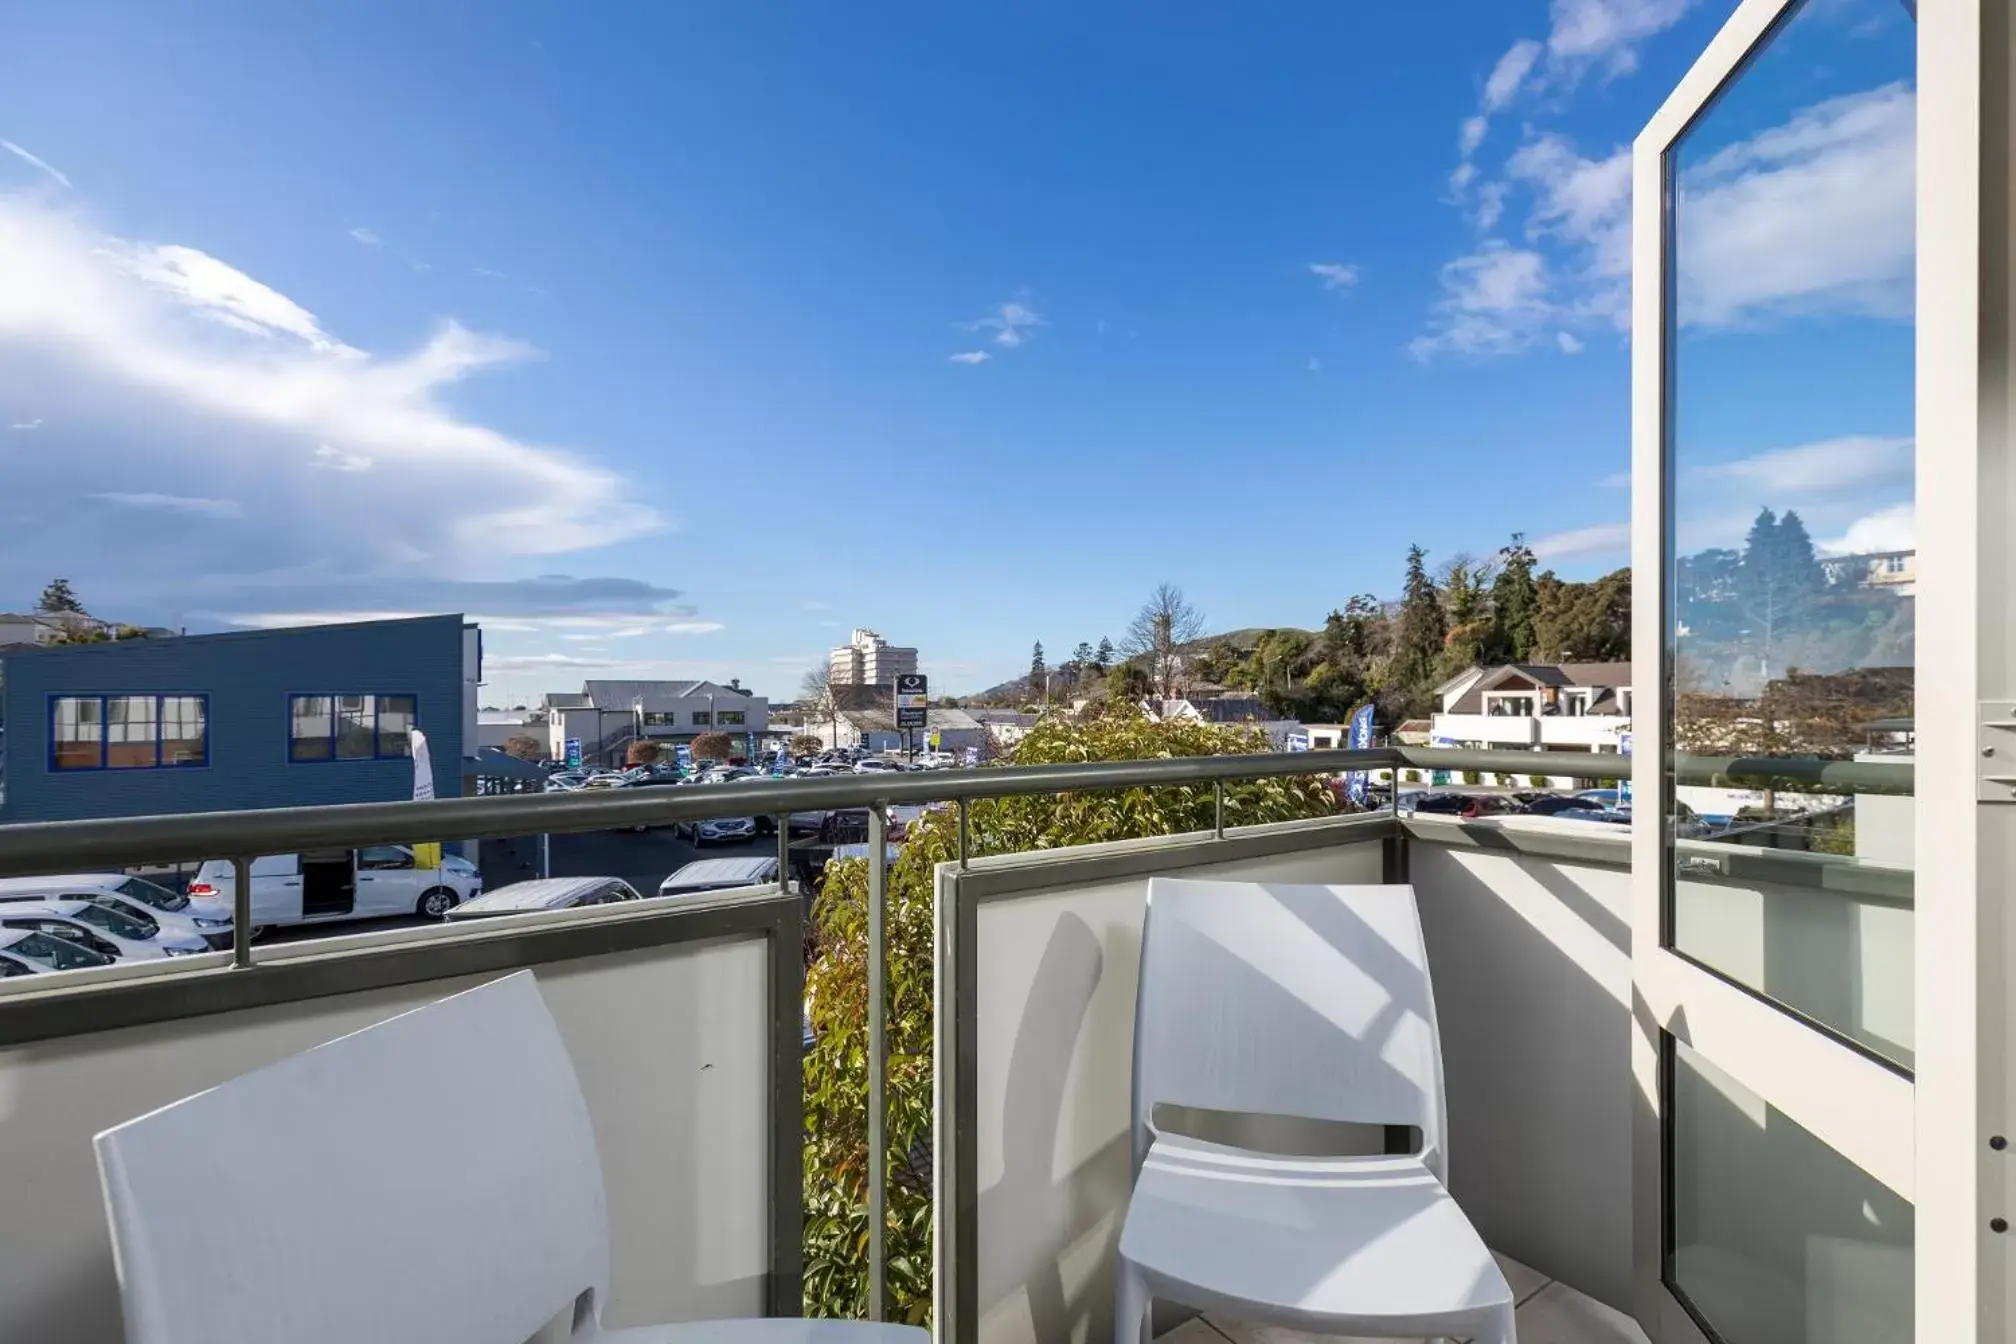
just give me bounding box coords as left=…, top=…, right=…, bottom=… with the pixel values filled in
left=0, top=615, right=480, bottom=824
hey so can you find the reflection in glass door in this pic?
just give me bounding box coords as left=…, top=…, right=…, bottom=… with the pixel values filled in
left=1631, top=1, right=1919, bottom=1341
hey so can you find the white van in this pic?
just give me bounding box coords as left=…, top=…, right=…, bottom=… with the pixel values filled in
left=0, top=873, right=233, bottom=949
left=189, top=845, right=483, bottom=933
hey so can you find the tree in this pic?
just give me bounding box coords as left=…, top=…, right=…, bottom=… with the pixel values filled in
left=1387, top=545, right=1447, bottom=716
left=1110, top=661, right=1154, bottom=701
left=1093, top=636, right=1115, bottom=674
left=1121, top=583, right=1206, bottom=698
left=1486, top=534, right=1539, bottom=662
left=1533, top=566, right=1631, bottom=662
left=690, top=731, right=734, bottom=762
left=799, top=710, right=1337, bottom=1321
left=789, top=733, right=825, bottom=757
left=37, top=578, right=83, bottom=613
left=1737, top=508, right=1825, bottom=682
left=625, top=740, right=663, bottom=766
left=1072, top=641, right=1096, bottom=671
left=502, top=734, right=544, bottom=761
left=800, top=665, right=841, bottom=746
left=1436, top=555, right=1494, bottom=681
left=1029, top=642, right=1047, bottom=701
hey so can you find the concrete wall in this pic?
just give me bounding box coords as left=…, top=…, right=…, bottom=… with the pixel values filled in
left=0, top=615, right=469, bottom=822
left=0, top=934, right=774, bottom=1342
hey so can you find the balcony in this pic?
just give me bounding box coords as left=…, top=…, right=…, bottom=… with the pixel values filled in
left=0, top=744, right=1914, bottom=1343
left=1430, top=713, right=1629, bottom=752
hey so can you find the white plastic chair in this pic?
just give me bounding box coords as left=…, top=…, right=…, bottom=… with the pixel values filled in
left=1115, top=879, right=1514, bottom=1344
left=93, top=970, right=923, bottom=1344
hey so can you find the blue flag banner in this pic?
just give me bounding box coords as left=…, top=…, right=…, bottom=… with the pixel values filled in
left=1344, top=704, right=1376, bottom=806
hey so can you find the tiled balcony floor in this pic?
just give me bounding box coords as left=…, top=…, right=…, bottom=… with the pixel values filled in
left=1163, top=1250, right=1649, bottom=1344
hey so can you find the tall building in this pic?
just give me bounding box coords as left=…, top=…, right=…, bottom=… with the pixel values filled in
left=829, top=627, right=919, bottom=686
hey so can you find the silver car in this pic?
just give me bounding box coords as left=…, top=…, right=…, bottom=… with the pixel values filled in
left=680, top=816, right=758, bottom=845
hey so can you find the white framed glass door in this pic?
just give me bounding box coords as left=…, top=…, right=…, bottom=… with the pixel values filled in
left=1629, top=1, right=1927, bottom=1340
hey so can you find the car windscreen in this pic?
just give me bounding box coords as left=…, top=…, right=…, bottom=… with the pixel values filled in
left=7, top=930, right=112, bottom=970
left=76, top=900, right=157, bottom=939
left=116, top=876, right=191, bottom=912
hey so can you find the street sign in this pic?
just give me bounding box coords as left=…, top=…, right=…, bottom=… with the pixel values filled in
left=1618, top=731, right=1633, bottom=804
left=564, top=737, right=582, bottom=768
left=894, top=672, right=928, bottom=730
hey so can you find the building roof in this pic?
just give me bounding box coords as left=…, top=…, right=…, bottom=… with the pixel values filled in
left=446, top=876, right=634, bottom=916
left=967, top=708, right=1039, bottom=727
left=580, top=679, right=759, bottom=709
left=840, top=706, right=983, bottom=733
left=1449, top=662, right=1633, bottom=715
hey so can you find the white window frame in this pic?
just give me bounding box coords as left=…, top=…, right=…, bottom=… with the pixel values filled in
left=1628, top=2, right=1962, bottom=1338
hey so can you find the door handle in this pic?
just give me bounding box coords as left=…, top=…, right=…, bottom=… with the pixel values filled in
left=281, top=880, right=301, bottom=888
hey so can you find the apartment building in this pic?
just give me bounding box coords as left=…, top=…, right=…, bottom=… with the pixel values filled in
left=1429, top=662, right=1632, bottom=752
left=828, top=628, right=918, bottom=687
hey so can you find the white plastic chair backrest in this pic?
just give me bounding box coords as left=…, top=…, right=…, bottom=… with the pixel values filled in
left=94, top=971, right=612, bottom=1344
left=1132, top=879, right=1449, bottom=1183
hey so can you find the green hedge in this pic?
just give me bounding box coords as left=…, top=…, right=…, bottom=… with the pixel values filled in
left=800, top=710, right=1338, bottom=1322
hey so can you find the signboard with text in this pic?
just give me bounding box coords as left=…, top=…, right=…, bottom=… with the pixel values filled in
left=894, top=673, right=928, bottom=730
left=565, top=738, right=582, bottom=768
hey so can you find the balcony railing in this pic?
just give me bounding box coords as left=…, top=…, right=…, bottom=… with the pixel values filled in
left=0, top=745, right=1913, bottom=1342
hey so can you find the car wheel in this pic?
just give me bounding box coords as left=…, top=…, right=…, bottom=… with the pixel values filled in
left=416, top=887, right=459, bottom=920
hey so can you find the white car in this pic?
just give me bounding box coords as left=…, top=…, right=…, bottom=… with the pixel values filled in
left=0, top=872, right=234, bottom=948
left=678, top=816, right=759, bottom=845
left=0, top=925, right=117, bottom=976
left=853, top=758, right=897, bottom=774
left=445, top=876, right=641, bottom=922
left=0, top=899, right=209, bottom=961
left=659, top=856, right=779, bottom=897
left=189, top=845, right=483, bottom=932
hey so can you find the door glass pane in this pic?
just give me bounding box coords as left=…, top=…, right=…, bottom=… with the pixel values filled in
left=334, top=695, right=375, bottom=759
left=1668, top=1038, right=1912, bottom=1344
left=1664, top=0, right=1915, bottom=1069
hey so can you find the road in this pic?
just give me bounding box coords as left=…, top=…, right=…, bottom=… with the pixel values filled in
left=262, top=827, right=770, bottom=946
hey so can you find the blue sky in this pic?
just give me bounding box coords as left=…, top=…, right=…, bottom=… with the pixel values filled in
left=0, top=0, right=1914, bottom=701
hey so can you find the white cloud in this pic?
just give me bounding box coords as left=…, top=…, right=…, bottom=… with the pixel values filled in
left=313, top=443, right=373, bottom=472
left=1474, top=181, right=1509, bottom=231
left=1699, top=435, right=1912, bottom=496
left=965, top=299, right=1046, bottom=349
left=1557, top=331, right=1585, bottom=353
left=486, top=652, right=623, bottom=673
left=472, top=266, right=507, bottom=279
left=1547, top=0, right=1692, bottom=76
left=1449, top=162, right=1479, bottom=193
left=1, top=139, right=71, bottom=189
left=802, top=600, right=831, bottom=612
left=1309, top=262, right=1360, bottom=292
left=1598, top=470, right=1630, bottom=488
left=347, top=226, right=381, bottom=246
left=1677, top=82, right=1914, bottom=328
left=1306, top=355, right=1322, bottom=372
left=948, top=350, right=991, bottom=365
left=1408, top=243, right=1554, bottom=359
left=0, top=191, right=660, bottom=611
left=1819, top=502, right=1914, bottom=555
left=1532, top=521, right=1631, bottom=559
left=663, top=621, right=725, bottom=634
left=10, top=417, right=41, bottom=430
left=93, top=492, right=242, bottom=519
left=1483, top=39, right=1543, bottom=111
left=1459, top=116, right=1490, bottom=158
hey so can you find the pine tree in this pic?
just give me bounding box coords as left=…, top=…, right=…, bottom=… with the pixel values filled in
left=1072, top=640, right=1096, bottom=668
left=1390, top=545, right=1447, bottom=714
left=1094, top=637, right=1115, bottom=674
left=37, top=578, right=83, bottom=613
left=1029, top=641, right=1048, bottom=702
left=1487, top=534, right=1538, bottom=662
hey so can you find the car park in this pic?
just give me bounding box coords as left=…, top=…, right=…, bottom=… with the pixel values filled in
left=658, top=856, right=780, bottom=897
left=0, top=872, right=234, bottom=948
left=445, top=876, right=642, bottom=921
left=189, top=845, right=483, bottom=933
left=0, top=899, right=209, bottom=961
left=0, top=926, right=116, bottom=976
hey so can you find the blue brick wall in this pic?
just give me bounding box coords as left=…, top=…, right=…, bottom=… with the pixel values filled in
left=1, top=616, right=468, bottom=823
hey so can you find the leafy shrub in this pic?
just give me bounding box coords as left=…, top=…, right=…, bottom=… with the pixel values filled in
left=1461, top=770, right=1481, bottom=785
left=800, top=709, right=1336, bottom=1322
left=1494, top=773, right=1513, bottom=787
left=1528, top=775, right=1548, bottom=788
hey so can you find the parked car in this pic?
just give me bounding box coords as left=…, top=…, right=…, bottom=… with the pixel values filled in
left=1575, top=788, right=1624, bottom=809
left=0, top=872, right=233, bottom=948
left=189, top=845, right=483, bottom=933
left=1402, top=792, right=1509, bottom=820
left=445, top=876, right=642, bottom=921
left=1554, top=807, right=1632, bottom=827
left=0, top=925, right=116, bottom=975
left=677, top=816, right=759, bottom=845
left=0, top=899, right=209, bottom=960
left=1519, top=795, right=1608, bottom=818
left=853, top=758, right=897, bottom=774
left=659, top=856, right=780, bottom=897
